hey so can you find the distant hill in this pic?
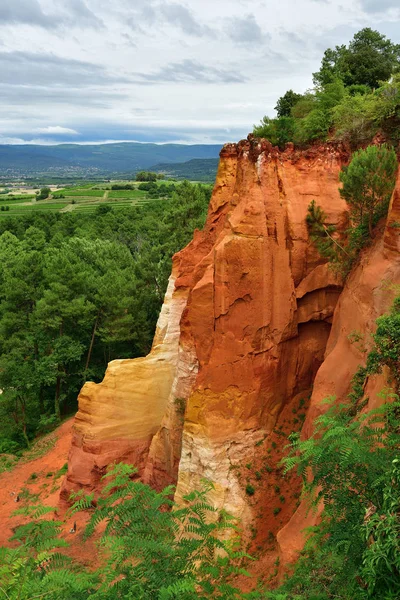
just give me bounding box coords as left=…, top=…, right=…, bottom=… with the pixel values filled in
left=0, top=142, right=221, bottom=178
left=151, top=158, right=219, bottom=182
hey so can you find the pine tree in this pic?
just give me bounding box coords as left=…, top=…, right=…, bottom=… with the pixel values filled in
left=340, top=144, right=397, bottom=237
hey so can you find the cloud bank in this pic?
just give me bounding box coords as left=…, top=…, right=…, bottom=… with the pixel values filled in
left=1, top=0, right=399, bottom=144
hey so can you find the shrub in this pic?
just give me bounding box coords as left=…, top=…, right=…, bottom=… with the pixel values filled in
left=1, top=465, right=250, bottom=599
left=333, top=93, right=377, bottom=146
left=246, top=483, right=255, bottom=496
left=253, top=116, right=296, bottom=149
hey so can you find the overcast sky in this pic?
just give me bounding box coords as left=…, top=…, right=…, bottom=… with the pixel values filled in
left=0, top=0, right=399, bottom=145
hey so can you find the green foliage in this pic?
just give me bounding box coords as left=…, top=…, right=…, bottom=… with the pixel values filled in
left=307, top=145, right=396, bottom=278
left=275, top=90, right=302, bottom=118
left=274, top=297, right=400, bottom=599
left=306, top=200, right=352, bottom=274
left=1, top=465, right=251, bottom=599
left=332, top=93, right=377, bottom=146
left=0, top=181, right=210, bottom=452
left=367, top=298, right=400, bottom=387
left=279, top=395, right=400, bottom=599
left=340, top=144, right=397, bottom=236
left=37, top=186, right=51, bottom=200
left=313, top=28, right=400, bottom=89
left=253, top=116, right=296, bottom=149
left=253, top=29, right=400, bottom=148
left=136, top=171, right=164, bottom=182
left=245, top=484, right=255, bottom=496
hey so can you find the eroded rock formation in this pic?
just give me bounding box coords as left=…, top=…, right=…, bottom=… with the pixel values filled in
left=63, top=136, right=346, bottom=523
left=63, top=135, right=399, bottom=571
left=278, top=164, right=400, bottom=566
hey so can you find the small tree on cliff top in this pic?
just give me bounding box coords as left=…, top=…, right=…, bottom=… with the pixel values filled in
left=339, top=144, right=397, bottom=237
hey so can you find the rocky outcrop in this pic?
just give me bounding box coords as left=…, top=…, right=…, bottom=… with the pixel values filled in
left=172, top=139, right=347, bottom=534
left=63, top=136, right=348, bottom=546
left=61, top=274, right=190, bottom=498
left=62, top=135, right=400, bottom=580
left=277, top=166, right=400, bottom=566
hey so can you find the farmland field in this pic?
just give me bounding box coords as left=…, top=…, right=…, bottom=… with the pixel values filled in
left=108, top=190, right=147, bottom=199
left=0, top=180, right=202, bottom=217
left=58, top=189, right=105, bottom=197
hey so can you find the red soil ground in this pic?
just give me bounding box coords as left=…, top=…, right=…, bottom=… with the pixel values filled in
left=0, top=419, right=99, bottom=567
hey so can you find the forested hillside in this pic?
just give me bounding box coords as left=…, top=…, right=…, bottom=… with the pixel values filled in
left=0, top=143, right=221, bottom=178
left=151, top=158, right=219, bottom=182
left=0, top=181, right=211, bottom=453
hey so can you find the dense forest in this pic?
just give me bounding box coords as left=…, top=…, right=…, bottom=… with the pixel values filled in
left=254, top=28, right=400, bottom=149
left=0, top=181, right=211, bottom=453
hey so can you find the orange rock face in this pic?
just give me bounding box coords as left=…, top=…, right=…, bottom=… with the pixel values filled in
left=64, top=135, right=400, bottom=577
left=63, top=137, right=348, bottom=542
left=277, top=167, right=400, bottom=567
left=173, top=138, right=347, bottom=532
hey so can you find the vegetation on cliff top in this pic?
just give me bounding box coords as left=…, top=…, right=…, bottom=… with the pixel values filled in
left=307, top=144, right=397, bottom=277
left=254, top=28, right=400, bottom=149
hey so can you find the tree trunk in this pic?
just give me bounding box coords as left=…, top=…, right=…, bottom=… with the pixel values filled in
left=322, top=225, right=351, bottom=257
left=84, top=312, right=100, bottom=376
left=55, top=321, right=63, bottom=421
left=55, top=375, right=61, bottom=421
left=18, top=397, right=30, bottom=448
left=369, top=212, right=373, bottom=238
left=154, top=276, right=163, bottom=303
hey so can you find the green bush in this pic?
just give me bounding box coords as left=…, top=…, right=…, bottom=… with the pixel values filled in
left=0, top=465, right=251, bottom=599
left=253, top=116, right=296, bottom=149
left=340, top=144, right=397, bottom=236
left=245, top=483, right=255, bottom=496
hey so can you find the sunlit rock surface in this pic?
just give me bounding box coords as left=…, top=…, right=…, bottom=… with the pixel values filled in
left=63, top=136, right=399, bottom=572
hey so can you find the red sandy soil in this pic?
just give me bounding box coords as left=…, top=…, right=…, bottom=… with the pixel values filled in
left=0, top=419, right=99, bottom=567
left=235, top=390, right=310, bottom=591
left=0, top=409, right=304, bottom=588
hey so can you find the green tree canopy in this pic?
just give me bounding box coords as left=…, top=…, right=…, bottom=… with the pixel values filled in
left=274, top=89, right=302, bottom=117
left=339, top=144, right=397, bottom=236
left=313, top=28, right=400, bottom=89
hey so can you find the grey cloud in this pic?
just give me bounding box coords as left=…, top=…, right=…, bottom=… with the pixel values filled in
left=123, top=1, right=215, bottom=37
left=226, top=14, right=267, bottom=45
left=136, top=59, right=246, bottom=83
left=0, top=0, right=54, bottom=27
left=0, top=0, right=102, bottom=29
left=0, top=85, right=127, bottom=109
left=360, top=0, right=400, bottom=12
left=0, top=51, right=129, bottom=87
left=159, top=3, right=215, bottom=37
left=62, top=0, right=103, bottom=28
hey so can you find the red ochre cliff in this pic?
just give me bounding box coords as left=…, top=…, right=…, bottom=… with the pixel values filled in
left=62, top=135, right=400, bottom=573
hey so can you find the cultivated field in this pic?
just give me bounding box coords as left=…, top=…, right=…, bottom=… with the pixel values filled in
left=0, top=181, right=171, bottom=217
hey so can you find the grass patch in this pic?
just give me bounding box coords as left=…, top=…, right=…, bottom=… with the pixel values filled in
left=20, top=431, right=57, bottom=464
left=108, top=190, right=147, bottom=199
left=0, top=454, right=18, bottom=475
left=54, top=462, right=68, bottom=480
left=62, top=189, right=105, bottom=197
